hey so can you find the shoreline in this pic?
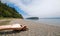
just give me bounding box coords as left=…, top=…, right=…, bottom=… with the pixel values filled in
left=24, top=19, right=60, bottom=27
left=0, top=19, right=60, bottom=36
left=10, top=19, right=60, bottom=36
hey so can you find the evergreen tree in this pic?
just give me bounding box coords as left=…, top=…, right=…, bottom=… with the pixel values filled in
left=0, top=1, right=23, bottom=18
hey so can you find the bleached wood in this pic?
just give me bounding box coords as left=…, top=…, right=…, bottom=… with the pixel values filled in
left=0, top=24, right=26, bottom=31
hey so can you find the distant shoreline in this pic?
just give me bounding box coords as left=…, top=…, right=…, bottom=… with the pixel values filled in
left=39, top=18, right=60, bottom=19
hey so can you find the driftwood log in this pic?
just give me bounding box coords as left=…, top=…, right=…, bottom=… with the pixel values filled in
left=0, top=24, right=27, bottom=31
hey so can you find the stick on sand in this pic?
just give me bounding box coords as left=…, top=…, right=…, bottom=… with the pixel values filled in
left=0, top=24, right=27, bottom=31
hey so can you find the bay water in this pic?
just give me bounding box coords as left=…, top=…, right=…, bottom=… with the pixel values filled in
left=25, top=19, right=60, bottom=26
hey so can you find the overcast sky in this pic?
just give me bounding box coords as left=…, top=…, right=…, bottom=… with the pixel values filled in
left=1, top=0, right=60, bottom=18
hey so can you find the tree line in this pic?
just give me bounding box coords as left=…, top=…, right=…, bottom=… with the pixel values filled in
left=0, top=1, right=23, bottom=18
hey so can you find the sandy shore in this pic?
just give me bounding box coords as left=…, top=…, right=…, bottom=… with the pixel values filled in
left=0, top=19, right=60, bottom=36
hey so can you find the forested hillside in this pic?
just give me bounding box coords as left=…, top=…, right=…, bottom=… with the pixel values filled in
left=0, top=1, right=23, bottom=18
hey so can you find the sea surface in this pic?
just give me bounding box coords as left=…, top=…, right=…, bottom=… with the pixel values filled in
left=25, top=19, right=60, bottom=26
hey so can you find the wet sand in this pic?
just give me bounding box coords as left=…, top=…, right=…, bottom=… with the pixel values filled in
left=0, top=19, right=60, bottom=36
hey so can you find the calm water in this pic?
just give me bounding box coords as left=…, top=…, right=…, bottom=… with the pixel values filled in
left=25, top=19, right=60, bottom=26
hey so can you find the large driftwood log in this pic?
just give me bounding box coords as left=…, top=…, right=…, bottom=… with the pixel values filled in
left=0, top=24, right=27, bottom=31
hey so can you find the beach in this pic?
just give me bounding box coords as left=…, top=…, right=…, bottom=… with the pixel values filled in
left=0, top=19, right=60, bottom=36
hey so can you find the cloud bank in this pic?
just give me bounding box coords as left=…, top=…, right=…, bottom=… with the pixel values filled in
left=1, top=0, right=60, bottom=18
